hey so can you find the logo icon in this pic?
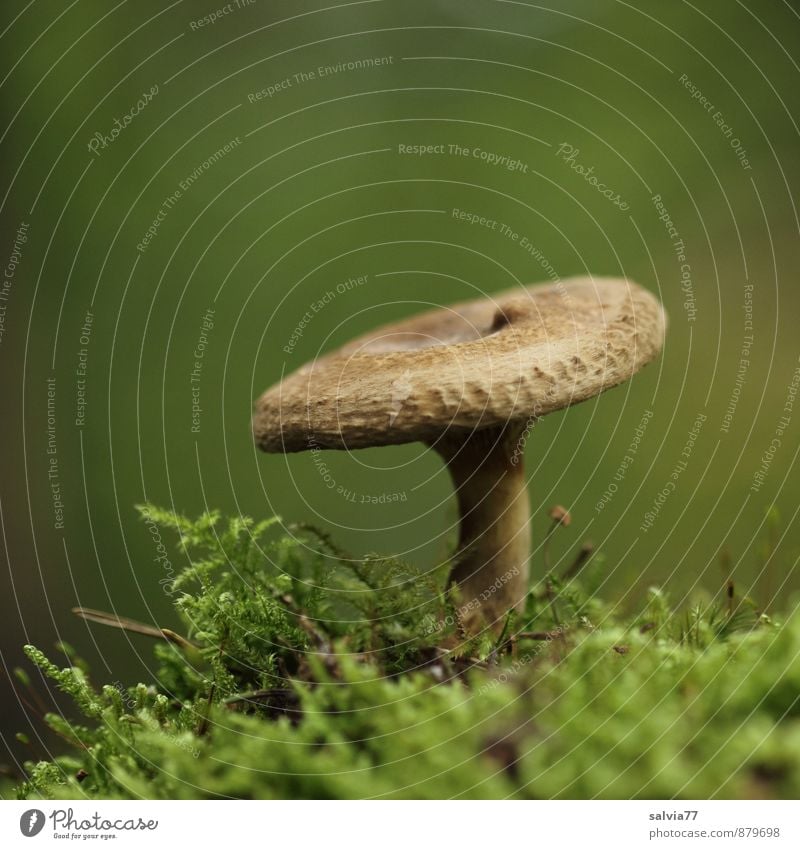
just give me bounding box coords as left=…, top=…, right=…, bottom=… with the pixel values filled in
left=20, top=809, right=45, bottom=837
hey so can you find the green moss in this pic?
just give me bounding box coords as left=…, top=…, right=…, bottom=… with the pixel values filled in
left=5, top=506, right=799, bottom=800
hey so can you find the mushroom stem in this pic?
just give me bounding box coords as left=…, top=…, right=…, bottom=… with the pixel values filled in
left=434, top=424, right=531, bottom=634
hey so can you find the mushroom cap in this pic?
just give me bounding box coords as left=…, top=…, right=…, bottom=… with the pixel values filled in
left=253, top=276, right=666, bottom=453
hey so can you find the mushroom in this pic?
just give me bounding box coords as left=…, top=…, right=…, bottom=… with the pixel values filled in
left=253, top=276, right=666, bottom=633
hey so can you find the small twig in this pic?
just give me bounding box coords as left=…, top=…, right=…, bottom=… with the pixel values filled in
left=278, top=593, right=331, bottom=653
left=542, top=524, right=558, bottom=574
left=545, top=575, right=561, bottom=626
left=561, top=541, right=594, bottom=582
left=288, top=522, right=352, bottom=559
left=223, top=688, right=292, bottom=706
left=71, top=607, right=196, bottom=651
left=543, top=505, right=571, bottom=573
left=299, top=615, right=331, bottom=654
left=488, top=611, right=514, bottom=663
left=196, top=683, right=216, bottom=737
left=515, top=629, right=566, bottom=641
left=10, top=667, right=49, bottom=717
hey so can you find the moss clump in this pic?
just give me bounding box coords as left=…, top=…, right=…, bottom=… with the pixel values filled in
left=5, top=506, right=799, bottom=800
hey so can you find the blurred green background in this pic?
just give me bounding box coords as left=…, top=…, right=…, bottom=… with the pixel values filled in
left=1, top=0, right=799, bottom=763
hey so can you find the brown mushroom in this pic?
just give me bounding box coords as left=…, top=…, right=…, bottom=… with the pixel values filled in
left=253, top=276, right=666, bottom=633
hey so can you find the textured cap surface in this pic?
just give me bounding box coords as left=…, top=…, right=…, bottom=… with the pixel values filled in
left=253, top=276, right=666, bottom=452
